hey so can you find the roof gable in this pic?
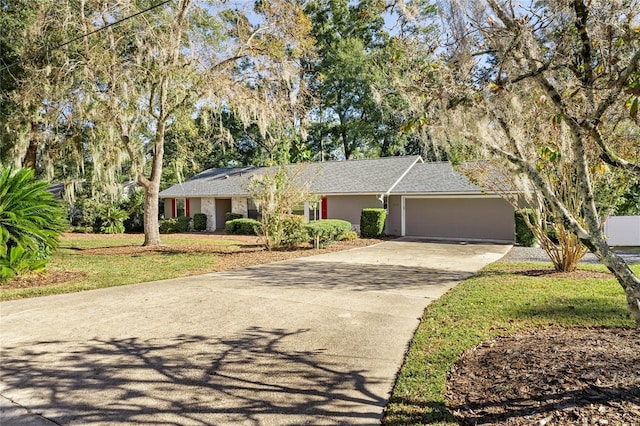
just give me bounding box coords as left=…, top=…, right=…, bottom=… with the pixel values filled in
left=390, top=162, right=484, bottom=194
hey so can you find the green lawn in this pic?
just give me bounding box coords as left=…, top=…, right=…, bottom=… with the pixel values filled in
left=383, top=261, right=639, bottom=425
left=0, top=233, right=244, bottom=300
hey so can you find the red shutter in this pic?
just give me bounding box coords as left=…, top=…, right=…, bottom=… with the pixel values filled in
left=171, top=199, right=176, bottom=218
left=186, top=198, right=191, bottom=217
left=321, top=197, right=328, bottom=219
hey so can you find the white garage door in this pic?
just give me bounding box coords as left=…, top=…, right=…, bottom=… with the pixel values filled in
left=404, top=197, right=514, bottom=242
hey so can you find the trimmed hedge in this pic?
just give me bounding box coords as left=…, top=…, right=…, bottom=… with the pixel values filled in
left=226, top=212, right=243, bottom=222
left=193, top=213, right=207, bottom=231
left=360, top=208, right=387, bottom=238
left=305, top=219, right=351, bottom=247
left=159, top=216, right=192, bottom=233
left=515, top=209, right=538, bottom=247
left=225, top=218, right=262, bottom=235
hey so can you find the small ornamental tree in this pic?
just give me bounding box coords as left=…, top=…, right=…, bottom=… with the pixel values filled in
left=0, top=167, right=67, bottom=278
left=247, top=164, right=315, bottom=250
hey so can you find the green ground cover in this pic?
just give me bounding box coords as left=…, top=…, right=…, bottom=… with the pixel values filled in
left=383, top=261, right=638, bottom=425
left=0, top=234, right=241, bottom=300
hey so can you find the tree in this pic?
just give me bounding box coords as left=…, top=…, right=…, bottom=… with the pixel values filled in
left=74, top=0, right=313, bottom=246
left=427, top=0, right=640, bottom=323
left=304, top=0, right=437, bottom=160
left=0, top=0, right=84, bottom=172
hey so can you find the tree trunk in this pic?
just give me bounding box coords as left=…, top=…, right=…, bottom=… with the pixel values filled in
left=141, top=111, right=166, bottom=246
left=585, top=237, right=640, bottom=325
left=142, top=179, right=162, bottom=246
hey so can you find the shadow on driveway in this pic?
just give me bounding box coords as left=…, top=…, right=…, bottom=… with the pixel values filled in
left=2, top=328, right=385, bottom=425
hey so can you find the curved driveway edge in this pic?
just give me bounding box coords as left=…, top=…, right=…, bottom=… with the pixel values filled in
left=1, top=239, right=511, bottom=425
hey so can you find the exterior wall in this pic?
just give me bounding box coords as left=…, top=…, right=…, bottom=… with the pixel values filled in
left=326, top=195, right=385, bottom=229
left=604, top=216, right=640, bottom=246
left=404, top=197, right=515, bottom=242
left=189, top=198, right=201, bottom=216
left=163, top=198, right=201, bottom=218
left=163, top=199, right=173, bottom=219
left=386, top=195, right=402, bottom=236
left=215, top=198, right=232, bottom=230
left=201, top=197, right=217, bottom=232
left=232, top=197, right=248, bottom=217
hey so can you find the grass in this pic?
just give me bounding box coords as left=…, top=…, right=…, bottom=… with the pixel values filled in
left=383, top=261, right=639, bottom=426
left=0, top=233, right=243, bottom=300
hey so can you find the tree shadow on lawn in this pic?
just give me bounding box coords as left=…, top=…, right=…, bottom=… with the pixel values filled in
left=508, top=295, right=632, bottom=324
left=1, top=327, right=387, bottom=425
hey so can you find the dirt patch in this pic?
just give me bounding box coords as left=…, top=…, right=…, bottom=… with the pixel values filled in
left=4, top=270, right=87, bottom=289
left=1, top=236, right=382, bottom=290
left=446, top=327, right=640, bottom=425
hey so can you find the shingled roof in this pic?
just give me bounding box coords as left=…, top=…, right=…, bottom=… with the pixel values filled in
left=160, top=156, right=423, bottom=198
left=390, top=162, right=484, bottom=194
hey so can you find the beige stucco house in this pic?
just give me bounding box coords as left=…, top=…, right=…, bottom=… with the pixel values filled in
left=159, top=156, right=515, bottom=243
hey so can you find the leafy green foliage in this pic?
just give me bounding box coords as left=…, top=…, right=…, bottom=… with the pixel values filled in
left=360, top=208, right=387, bottom=238
left=0, top=167, right=67, bottom=262
left=279, top=215, right=309, bottom=248
left=193, top=213, right=207, bottom=231
left=615, top=178, right=640, bottom=216
left=120, top=188, right=145, bottom=232
left=247, top=166, right=313, bottom=250
left=515, top=209, right=538, bottom=247
left=225, top=212, right=244, bottom=222
left=97, top=204, right=128, bottom=234
left=159, top=217, right=192, bottom=234
left=225, top=218, right=262, bottom=236
left=339, top=230, right=358, bottom=241
left=304, top=219, right=351, bottom=247
left=71, top=198, right=103, bottom=231
left=0, top=244, right=48, bottom=280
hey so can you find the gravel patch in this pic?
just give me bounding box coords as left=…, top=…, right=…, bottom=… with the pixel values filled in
left=499, top=246, right=640, bottom=264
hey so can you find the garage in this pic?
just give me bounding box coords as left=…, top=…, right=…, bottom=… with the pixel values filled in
left=403, top=196, right=515, bottom=242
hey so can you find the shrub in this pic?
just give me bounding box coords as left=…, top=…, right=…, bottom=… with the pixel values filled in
left=120, top=188, right=145, bottom=232
left=0, top=244, right=48, bottom=280
left=0, top=167, right=67, bottom=279
left=305, top=219, right=351, bottom=247
left=280, top=214, right=309, bottom=248
left=225, top=218, right=262, bottom=235
left=72, top=198, right=103, bottom=230
left=159, top=216, right=192, bottom=233
left=226, top=212, right=243, bottom=222
left=159, top=218, right=177, bottom=234
left=97, top=204, right=128, bottom=234
left=339, top=231, right=358, bottom=241
left=515, top=209, right=538, bottom=247
left=193, top=213, right=207, bottom=231
left=360, top=208, right=387, bottom=238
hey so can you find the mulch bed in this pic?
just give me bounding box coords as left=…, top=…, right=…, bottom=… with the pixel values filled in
left=446, top=327, right=640, bottom=425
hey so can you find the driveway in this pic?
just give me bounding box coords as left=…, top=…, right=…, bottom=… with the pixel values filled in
left=0, top=239, right=510, bottom=425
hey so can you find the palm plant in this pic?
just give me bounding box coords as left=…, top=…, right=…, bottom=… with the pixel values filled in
left=0, top=166, right=67, bottom=262
left=98, top=204, right=128, bottom=234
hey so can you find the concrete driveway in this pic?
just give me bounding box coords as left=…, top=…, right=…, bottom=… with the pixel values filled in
left=0, top=239, right=510, bottom=425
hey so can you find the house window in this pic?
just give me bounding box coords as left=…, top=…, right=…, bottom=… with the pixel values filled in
left=176, top=198, right=186, bottom=217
